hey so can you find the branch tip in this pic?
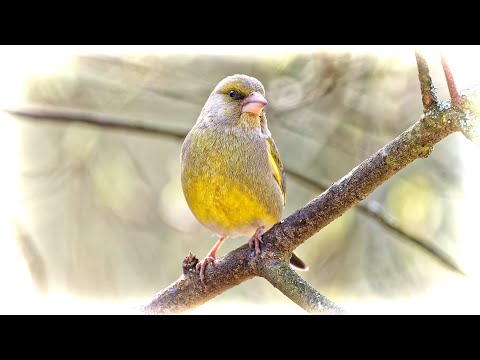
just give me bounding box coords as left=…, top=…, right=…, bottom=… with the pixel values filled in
left=440, top=51, right=465, bottom=107
left=182, top=252, right=199, bottom=273
left=415, top=49, right=438, bottom=109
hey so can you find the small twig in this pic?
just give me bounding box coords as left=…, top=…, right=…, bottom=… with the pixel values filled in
left=440, top=51, right=464, bottom=107
left=260, top=260, right=347, bottom=314
left=360, top=201, right=464, bottom=275
left=415, top=49, right=438, bottom=109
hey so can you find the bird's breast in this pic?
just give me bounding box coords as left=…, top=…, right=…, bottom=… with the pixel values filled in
left=181, top=125, right=283, bottom=237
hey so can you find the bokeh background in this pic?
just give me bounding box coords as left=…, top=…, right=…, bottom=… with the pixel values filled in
left=0, top=45, right=479, bottom=314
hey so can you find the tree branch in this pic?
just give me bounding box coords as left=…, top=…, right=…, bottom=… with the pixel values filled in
left=141, top=247, right=347, bottom=315
left=415, top=49, right=438, bottom=109
left=259, top=260, right=347, bottom=314
left=359, top=200, right=464, bottom=274
left=287, top=169, right=464, bottom=275
left=4, top=105, right=459, bottom=272
left=3, top=106, right=186, bottom=141
left=262, top=111, right=460, bottom=256
left=141, top=250, right=257, bottom=314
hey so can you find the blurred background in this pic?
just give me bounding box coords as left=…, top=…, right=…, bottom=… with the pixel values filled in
left=0, top=45, right=479, bottom=314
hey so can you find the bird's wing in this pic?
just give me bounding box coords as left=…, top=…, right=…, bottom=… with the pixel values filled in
left=266, top=136, right=286, bottom=206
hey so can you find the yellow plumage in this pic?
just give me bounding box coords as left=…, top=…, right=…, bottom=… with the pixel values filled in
left=181, top=121, right=284, bottom=238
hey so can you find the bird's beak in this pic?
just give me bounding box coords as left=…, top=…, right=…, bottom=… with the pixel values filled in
left=242, top=92, right=268, bottom=115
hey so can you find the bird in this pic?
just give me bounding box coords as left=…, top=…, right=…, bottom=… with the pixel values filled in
left=181, top=74, right=307, bottom=282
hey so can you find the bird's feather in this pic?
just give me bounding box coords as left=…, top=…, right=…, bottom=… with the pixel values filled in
left=266, top=136, right=286, bottom=206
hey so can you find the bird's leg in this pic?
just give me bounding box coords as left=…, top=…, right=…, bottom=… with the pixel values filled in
left=248, top=226, right=265, bottom=255
left=196, top=236, right=226, bottom=283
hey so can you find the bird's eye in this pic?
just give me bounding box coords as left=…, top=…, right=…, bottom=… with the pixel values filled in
left=228, top=90, right=243, bottom=100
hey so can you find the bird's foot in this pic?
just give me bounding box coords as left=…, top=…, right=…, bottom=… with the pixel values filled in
left=248, top=226, right=265, bottom=255
left=196, top=255, right=216, bottom=284
left=195, top=236, right=226, bottom=284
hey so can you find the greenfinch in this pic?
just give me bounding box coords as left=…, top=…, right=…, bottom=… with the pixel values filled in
left=181, top=74, right=306, bottom=282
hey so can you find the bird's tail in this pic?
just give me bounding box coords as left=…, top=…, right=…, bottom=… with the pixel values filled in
left=290, top=252, right=308, bottom=271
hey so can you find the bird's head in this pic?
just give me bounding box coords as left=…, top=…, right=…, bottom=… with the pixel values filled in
left=199, top=74, right=268, bottom=127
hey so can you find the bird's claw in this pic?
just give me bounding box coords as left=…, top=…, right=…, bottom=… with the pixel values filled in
left=248, top=227, right=265, bottom=255
left=196, top=256, right=215, bottom=284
